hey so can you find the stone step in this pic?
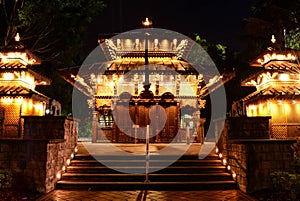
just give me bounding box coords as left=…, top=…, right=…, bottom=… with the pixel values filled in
left=74, top=154, right=219, bottom=161
left=61, top=172, right=232, bottom=182
left=57, top=147, right=236, bottom=191
left=70, top=159, right=222, bottom=167
left=56, top=180, right=237, bottom=190
left=66, top=165, right=227, bottom=174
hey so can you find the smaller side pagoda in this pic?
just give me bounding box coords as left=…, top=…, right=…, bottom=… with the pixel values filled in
left=0, top=34, right=51, bottom=138
left=237, top=36, right=300, bottom=139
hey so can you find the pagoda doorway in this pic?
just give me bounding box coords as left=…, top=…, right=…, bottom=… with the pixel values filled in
left=111, top=92, right=180, bottom=143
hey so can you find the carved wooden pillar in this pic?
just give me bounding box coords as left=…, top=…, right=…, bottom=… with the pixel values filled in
left=134, top=74, right=139, bottom=95
left=175, top=74, right=181, bottom=96
left=155, top=75, right=159, bottom=96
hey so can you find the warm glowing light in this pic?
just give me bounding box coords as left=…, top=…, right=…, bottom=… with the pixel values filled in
left=2, top=97, right=13, bottom=104
left=248, top=105, right=256, bottom=110
left=109, top=81, right=115, bottom=88
left=271, top=35, right=276, bottom=44
left=74, top=147, right=78, bottom=153
left=293, top=100, right=297, bottom=104
left=218, top=153, right=223, bottom=159
left=15, top=33, right=20, bottom=42
left=215, top=147, right=219, bottom=153
left=278, top=74, right=289, bottom=81
left=62, top=166, right=66, bottom=172
left=0, top=52, right=37, bottom=65
left=16, top=97, right=24, bottom=104
left=67, top=159, right=71, bottom=166
left=278, top=100, right=282, bottom=105
left=71, top=153, right=74, bottom=159
left=227, top=165, right=231, bottom=171
left=222, top=159, right=227, bottom=166
left=232, top=172, right=237, bottom=179
left=56, top=172, right=61, bottom=180
left=257, top=52, right=297, bottom=65
left=142, top=17, right=152, bottom=27
left=3, top=73, right=14, bottom=80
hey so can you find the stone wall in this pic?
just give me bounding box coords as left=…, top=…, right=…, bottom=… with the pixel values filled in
left=216, top=117, right=296, bottom=193
left=228, top=140, right=295, bottom=193
left=228, top=117, right=271, bottom=139
left=0, top=116, right=78, bottom=193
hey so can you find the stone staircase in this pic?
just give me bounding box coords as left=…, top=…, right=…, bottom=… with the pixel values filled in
left=56, top=151, right=237, bottom=190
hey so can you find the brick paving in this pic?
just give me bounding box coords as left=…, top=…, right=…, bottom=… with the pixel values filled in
left=37, top=189, right=257, bottom=201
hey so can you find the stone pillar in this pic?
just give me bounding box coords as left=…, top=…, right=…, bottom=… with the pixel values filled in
left=92, top=111, right=98, bottom=143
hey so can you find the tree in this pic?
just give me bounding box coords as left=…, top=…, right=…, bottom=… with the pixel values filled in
left=194, top=34, right=231, bottom=68
left=1, top=0, right=106, bottom=115
left=0, top=0, right=106, bottom=66
left=242, top=0, right=300, bottom=58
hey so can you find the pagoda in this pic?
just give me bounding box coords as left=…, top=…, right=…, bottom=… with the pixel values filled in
left=60, top=19, right=234, bottom=143
left=0, top=34, right=51, bottom=138
left=237, top=35, right=300, bottom=139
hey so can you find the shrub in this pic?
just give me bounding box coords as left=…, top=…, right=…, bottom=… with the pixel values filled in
left=270, top=171, right=300, bottom=200
left=0, top=169, right=12, bottom=189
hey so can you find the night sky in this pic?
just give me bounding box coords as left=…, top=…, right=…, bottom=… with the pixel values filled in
left=84, top=0, right=261, bottom=53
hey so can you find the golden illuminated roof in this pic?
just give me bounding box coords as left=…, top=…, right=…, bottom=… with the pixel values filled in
left=0, top=50, right=41, bottom=66
left=99, top=31, right=191, bottom=61
left=0, top=48, right=51, bottom=87
left=250, top=50, right=299, bottom=70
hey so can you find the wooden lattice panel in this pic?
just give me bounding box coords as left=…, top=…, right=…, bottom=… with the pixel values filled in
left=271, top=125, right=287, bottom=139
left=2, top=103, right=20, bottom=138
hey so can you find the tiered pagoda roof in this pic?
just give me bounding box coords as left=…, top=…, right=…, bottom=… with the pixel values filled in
left=242, top=44, right=300, bottom=102
left=60, top=30, right=235, bottom=98
left=0, top=38, right=51, bottom=100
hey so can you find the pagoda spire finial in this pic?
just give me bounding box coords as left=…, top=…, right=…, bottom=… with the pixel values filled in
left=271, top=35, right=276, bottom=44
left=15, top=33, right=20, bottom=42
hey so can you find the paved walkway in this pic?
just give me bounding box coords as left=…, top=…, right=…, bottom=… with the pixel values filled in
left=37, top=189, right=257, bottom=201
left=77, top=141, right=216, bottom=157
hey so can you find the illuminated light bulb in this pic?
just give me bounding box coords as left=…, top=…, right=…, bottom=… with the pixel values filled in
left=215, top=147, right=219, bottom=154
left=257, top=58, right=263, bottom=64
left=71, top=153, right=74, bottom=159
left=56, top=172, right=61, bottom=180
left=222, top=159, right=227, bottom=166
left=218, top=153, right=223, bottom=159
left=293, top=100, right=296, bottom=104
left=227, top=165, right=231, bottom=171
left=67, top=159, right=71, bottom=166
left=74, top=147, right=78, bottom=153
left=62, top=166, right=66, bottom=172
left=232, top=172, right=237, bottom=179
